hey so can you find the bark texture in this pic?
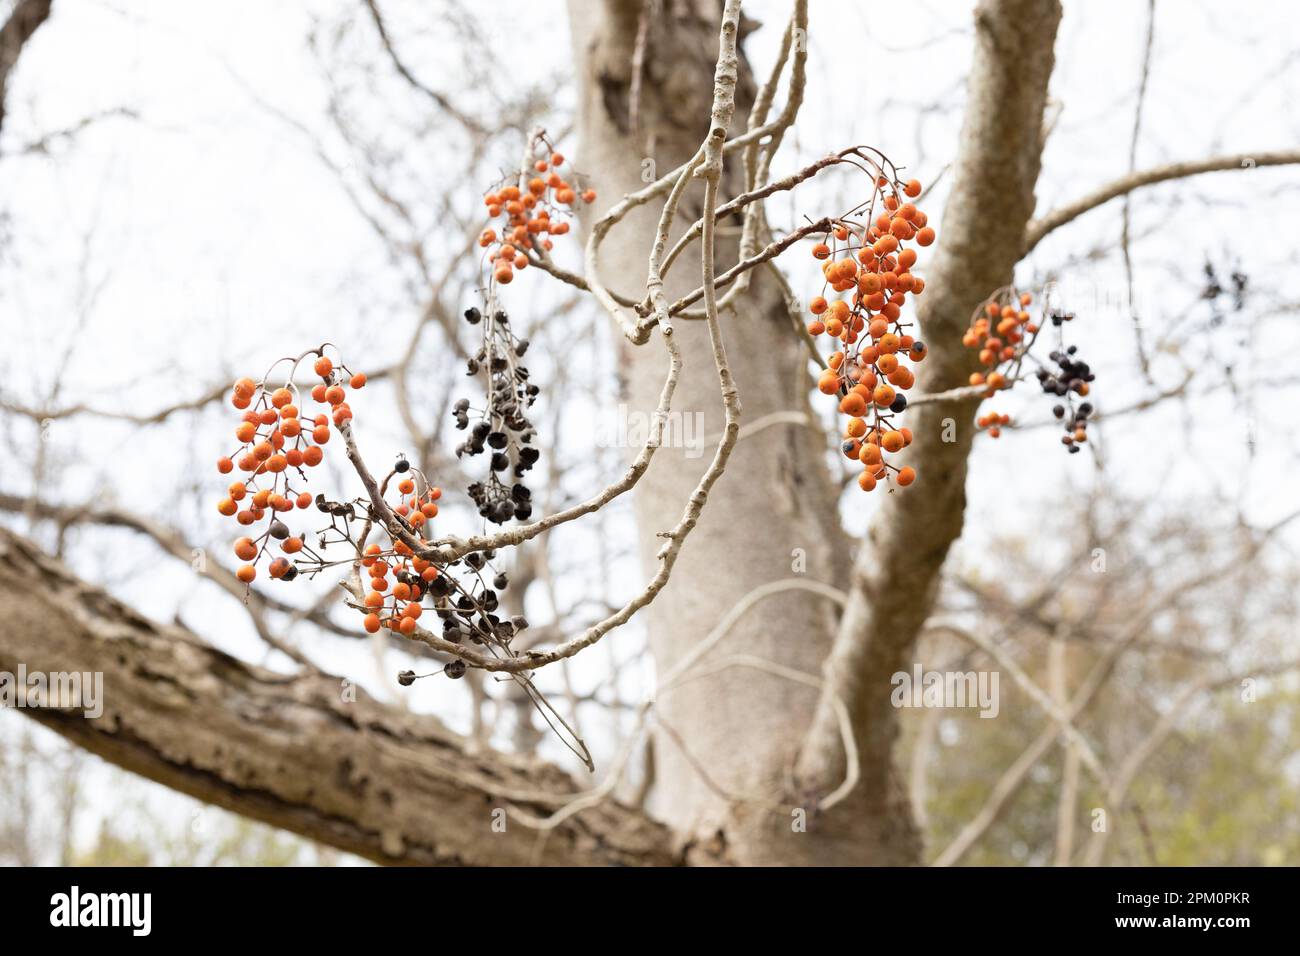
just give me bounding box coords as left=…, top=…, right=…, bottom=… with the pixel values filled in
left=570, top=0, right=915, bottom=864
left=0, top=527, right=676, bottom=866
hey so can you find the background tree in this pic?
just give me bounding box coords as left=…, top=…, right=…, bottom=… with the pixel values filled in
left=1, top=0, right=1297, bottom=866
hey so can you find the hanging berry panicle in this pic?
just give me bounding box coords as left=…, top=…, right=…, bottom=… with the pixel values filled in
left=309, top=451, right=527, bottom=674
left=216, top=347, right=366, bottom=585
left=976, top=411, right=1012, bottom=438
left=807, top=162, right=933, bottom=493
left=964, top=288, right=1038, bottom=394
left=454, top=132, right=588, bottom=525
left=964, top=288, right=1096, bottom=454
left=454, top=307, right=540, bottom=524
left=219, top=138, right=588, bottom=651
left=478, top=134, right=595, bottom=289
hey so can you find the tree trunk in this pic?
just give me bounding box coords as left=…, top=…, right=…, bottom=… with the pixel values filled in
left=0, top=527, right=675, bottom=866
left=570, top=0, right=917, bottom=864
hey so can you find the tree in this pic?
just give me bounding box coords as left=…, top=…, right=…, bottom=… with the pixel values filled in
left=2, top=0, right=1298, bottom=866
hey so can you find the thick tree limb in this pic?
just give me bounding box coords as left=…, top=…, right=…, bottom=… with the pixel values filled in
left=0, top=527, right=677, bottom=866
left=0, top=0, right=51, bottom=134
left=1024, top=149, right=1300, bottom=252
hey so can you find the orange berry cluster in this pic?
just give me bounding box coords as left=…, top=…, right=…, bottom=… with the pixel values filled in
left=352, top=462, right=526, bottom=679
left=216, top=350, right=366, bottom=585
left=976, top=411, right=1011, bottom=438
left=479, top=143, right=595, bottom=288
left=358, top=472, right=443, bottom=638
left=965, top=288, right=1098, bottom=454
left=964, top=289, right=1037, bottom=394
left=808, top=176, right=933, bottom=492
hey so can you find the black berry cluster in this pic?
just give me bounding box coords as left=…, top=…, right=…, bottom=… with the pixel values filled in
left=1201, top=261, right=1247, bottom=312
left=455, top=306, right=540, bottom=524
left=1036, top=331, right=1096, bottom=454
left=424, top=547, right=529, bottom=674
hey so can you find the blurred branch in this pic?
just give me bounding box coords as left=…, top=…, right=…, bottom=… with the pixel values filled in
left=1025, top=149, right=1300, bottom=252
left=360, top=0, right=487, bottom=136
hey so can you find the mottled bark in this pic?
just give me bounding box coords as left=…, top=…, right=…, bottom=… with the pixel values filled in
left=0, top=527, right=675, bottom=866
left=570, top=0, right=915, bottom=864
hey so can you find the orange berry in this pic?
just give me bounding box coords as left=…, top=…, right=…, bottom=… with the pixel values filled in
left=839, top=392, right=868, bottom=417
left=236, top=564, right=257, bottom=583
left=896, top=466, right=917, bottom=486
left=888, top=367, right=915, bottom=390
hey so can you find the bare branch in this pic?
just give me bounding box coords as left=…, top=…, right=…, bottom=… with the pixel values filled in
left=1025, top=149, right=1300, bottom=252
